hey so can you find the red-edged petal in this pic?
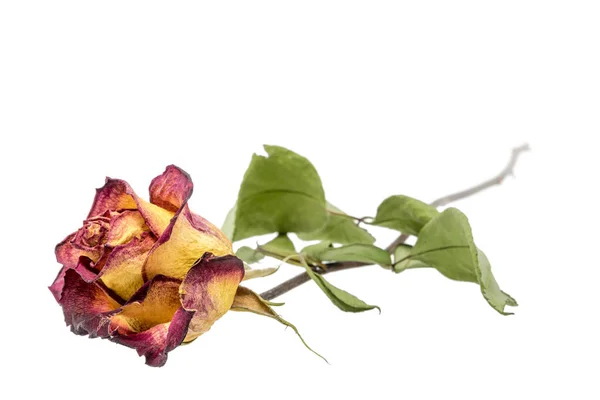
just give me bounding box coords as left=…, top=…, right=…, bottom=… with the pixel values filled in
left=109, top=276, right=182, bottom=335
left=87, top=179, right=138, bottom=218
left=57, top=215, right=112, bottom=267
left=88, top=177, right=175, bottom=238
left=49, top=257, right=101, bottom=302
left=179, top=253, right=244, bottom=342
left=110, top=308, right=193, bottom=367
left=52, top=268, right=121, bottom=338
left=185, top=207, right=232, bottom=249
left=98, top=233, right=155, bottom=301
left=143, top=205, right=234, bottom=281
left=149, top=165, right=194, bottom=212
left=108, top=276, right=193, bottom=367
left=55, top=233, right=102, bottom=269
left=54, top=232, right=153, bottom=305
left=49, top=266, right=68, bottom=302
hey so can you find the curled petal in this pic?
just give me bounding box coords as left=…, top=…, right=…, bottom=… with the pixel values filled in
left=49, top=267, right=67, bottom=302
left=105, top=210, right=149, bottom=247
left=88, top=177, right=175, bottom=238
left=143, top=207, right=234, bottom=281
left=180, top=254, right=245, bottom=342
left=51, top=268, right=121, bottom=338
left=109, top=276, right=182, bottom=335
left=72, top=215, right=110, bottom=248
left=108, top=276, right=193, bottom=367
left=73, top=257, right=101, bottom=282
left=55, top=215, right=112, bottom=269
left=56, top=233, right=101, bottom=269
left=49, top=258, right=102, bottom=302
left=54, top=233, right=153, bottom=304
left=149, top=165, right=194, bottom=212
left=110, top=308, right=193, bottom=367
left=88, top=179, right=138, bottom=218
left=99, top=233, right=156, bottom=301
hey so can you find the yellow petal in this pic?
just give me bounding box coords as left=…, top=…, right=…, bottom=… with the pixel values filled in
left=99, top=233, right=156, bottom=301
left=105, top=210, right=149, bottom=247
left=135, top=197, right=176, bottom=237
left=179, top=254, right=244, bottom=342
left=143, top=207, right=233, bottom=281
left=110, top=276, right=182, bottom=335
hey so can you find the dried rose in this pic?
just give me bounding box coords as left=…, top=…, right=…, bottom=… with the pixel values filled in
left=50, top=166, right=252, bottom=366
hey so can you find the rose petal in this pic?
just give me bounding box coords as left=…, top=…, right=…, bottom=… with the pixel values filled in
left=135, top=197, right=176, bottom=237
left=49, top=266, right=69, bottom=302
left=51, top=268, right=121, bottom=338
left=87, top=179, right=138, bottom=218
left=143, top=207, right=234, bottom=281
left=50, top=257, right=101, bottom=301
left=52, top=273, right=192, bottom=367
left=55, top=233, right=99, bottom=269
left=186, top=208, right=232, bottom=249
left=179, top=253, right=244, bottom=342
left=149, top=165, right=194, bottom=212
left=110, top=308, right=193, bottom=367
left=105, top=210, right=149, bottom=247
left=88, top=177, right=175, bottom=238
left=56, top=214, right=113, bottom=269
left=109, top=276, right=182, bottom=335
left=73, top=257, right=100, bottom=282
left=99, top=233, right=156, bottom=300
left=108, top=275, right=193, bottom=367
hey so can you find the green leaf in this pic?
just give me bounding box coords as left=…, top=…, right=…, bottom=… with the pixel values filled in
left=263, top=299, right=285, bottom=307
left=403, top=208, right=517, bottom=315
left=256, top=234, right=309, bottom=266
left=318, top=244, right=392, bottom=267
left=475, top=249, right=517, bottom=313
left=232, top=145, right=328, bottom=241
left=298, top=203, right=375, bottom=245
left=303, top=264, right=380, bottom=313
left=300, top=241, right=332, bottom=259
left=243, top=264, right=279, bottom=281
left=260, top=234, right=297, bottom=258
left=231, top=286, right=327, bottom=363
left=221, top=203, right=237, bottom=240
left=372, top=195, right=439, bottom=236
left=392, top=244, right=428, bottom=272
left=236, top=246, right=265, bottom=264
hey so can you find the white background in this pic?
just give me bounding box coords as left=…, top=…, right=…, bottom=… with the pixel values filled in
left=1, top=1, right=599, bottom=399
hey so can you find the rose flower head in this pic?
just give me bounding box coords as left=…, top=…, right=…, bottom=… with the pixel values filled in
left=50, top=166, right=257, bottom=366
